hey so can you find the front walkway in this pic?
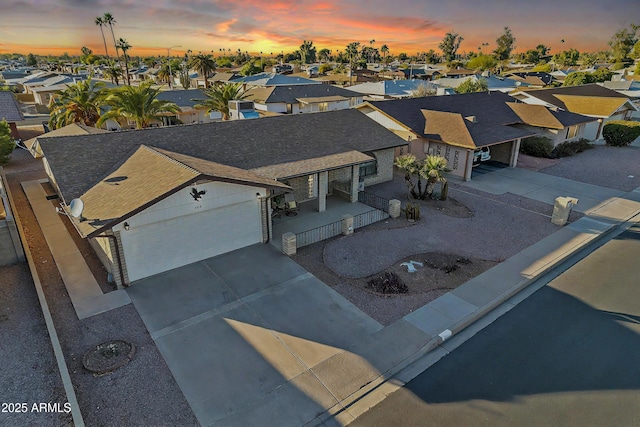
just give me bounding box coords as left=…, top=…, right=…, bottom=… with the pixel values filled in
left=454, top=167, right=626, bottom=213
left=270, top=197, right=378, bottom=252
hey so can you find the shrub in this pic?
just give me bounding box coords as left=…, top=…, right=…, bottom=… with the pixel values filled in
left=603, top=121, right=640, bottom=147
left=367, top=271, right=408, bottom=294
left=520, top=136, right=554, bottom=158
left=551, top=138, right=594, bottom=158
left=0, top=120, right=16, bottom=165
left=318, top=63, right=333, bottom=74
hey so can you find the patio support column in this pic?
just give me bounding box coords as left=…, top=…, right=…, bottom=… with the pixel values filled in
left=464, top=149, right=474, bottom=181
left=350, top=166, right=360, bottom=202
left=510, top=138, right=521, bottom=168
left=318, top=171, right=328, bottom=212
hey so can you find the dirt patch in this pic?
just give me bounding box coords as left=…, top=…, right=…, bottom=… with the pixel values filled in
left=293, top=244, right=498, bottom=326
left=415, top=196, right=473, bottom=218
left=361, top=252, right=497, bottom=296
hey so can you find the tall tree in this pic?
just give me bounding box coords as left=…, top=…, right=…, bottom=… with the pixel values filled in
left=188, top=53, right=216, bottom=88
left=381, top=44, right=389, bottom=62
left=179, top=65, right=191, bottom=89
left=192, top=82, right=248, bottom=120
left=103, top=63, right=122, bottom=85
left=98, top=81, right=180, bottom=129
left=318, top=48, right=331, bottom=63
left=553, top=48, right=580, bottom=67
left=439, top=32, right=464, bottom=63
left=48, top=77, right=107, bottom=129
left=608, top=24, right=639, bottom=62
left=299, top=40, right=317, bottom=64
left=116, top=38, right=132, bottom=85
left=102, top=13, right=122, bottom=73
left=454, top=78, right=488, bottom=94
left=494, top=26, right=516, bottom=61
left=94, top=16, right=110, bottom=59
left=466, top=54, right=497, bottom=71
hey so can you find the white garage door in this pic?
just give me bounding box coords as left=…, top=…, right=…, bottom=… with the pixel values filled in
left=121, top=200, right=262, bottom=282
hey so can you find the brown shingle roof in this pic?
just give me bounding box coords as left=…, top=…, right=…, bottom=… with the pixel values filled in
left=73, top=145, right=289, bottom=237
left=0, top=91, right=24, bottom=122
left=552, top=94, right=629, bottom=117
left=421, top=110, right=476, bottom=149
left=26, top=123, right=108, bottom=157
left=506, top=103, right=564, bottom=129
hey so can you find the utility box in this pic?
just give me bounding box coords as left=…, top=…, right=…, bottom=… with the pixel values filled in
left=551, top=197, right=578, bottom=226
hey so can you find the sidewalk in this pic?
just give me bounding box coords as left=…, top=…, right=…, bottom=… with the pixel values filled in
left=318, top=186, right=640, bottom=425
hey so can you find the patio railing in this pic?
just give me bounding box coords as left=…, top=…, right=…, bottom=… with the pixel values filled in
left=358, top=191, right=390, bottom=212
left=295, top=208, right=389, bottom=248
left=295, top=219, right=342, bottom=248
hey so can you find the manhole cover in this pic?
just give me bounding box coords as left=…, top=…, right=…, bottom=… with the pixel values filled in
left=83, top=340, right=135, bottom=375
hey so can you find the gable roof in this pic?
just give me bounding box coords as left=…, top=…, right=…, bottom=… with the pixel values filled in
left=233, top=73, right=320, bottom=86
left=552, top=94, right=630, bottom=117
left=156, top=88, right=207, bottom=108
left=364, top=91, right=537, bottom=148
left=70, top=145, right=289, bottom=238
left=421, top=110, right=476, bottom=149
left=25, top=122, right=108, bottom=156
left=245, top=84, right=359, bottom=104
left=348, top=80, right=436, bottom=97
left=0, top=91, right=24, bottom=122
left=40, top=109, right=407, bottom=203
left=513, top=83, right=634, bottom=117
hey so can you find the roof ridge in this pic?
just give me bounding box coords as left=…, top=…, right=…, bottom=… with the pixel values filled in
left=141, top=145, right=201, bottom=175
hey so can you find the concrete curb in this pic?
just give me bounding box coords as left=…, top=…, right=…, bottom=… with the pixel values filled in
left=333, top=189, right=640, bottom=426
left=0, top=171, right=85, bottom=427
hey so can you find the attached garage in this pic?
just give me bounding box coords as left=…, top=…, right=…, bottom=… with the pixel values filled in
left=115, top=182, right=264, bottom=282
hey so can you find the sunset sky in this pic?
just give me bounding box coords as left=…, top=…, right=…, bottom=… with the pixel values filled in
left=1, top=0, right=639, bottom=58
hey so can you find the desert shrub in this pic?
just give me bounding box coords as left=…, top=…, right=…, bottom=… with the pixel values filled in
left=603, top=121, right=640, bottom=147
left=367, top=271, right=408, bottom=294
left=318, top=63, right=333, bottom=74
left=520, top=136, right=554, bottom=157
left=551, top=138, right=594, bottom=157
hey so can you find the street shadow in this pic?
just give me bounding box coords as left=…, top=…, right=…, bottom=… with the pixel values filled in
left=403, top=286, right=640, bottom=404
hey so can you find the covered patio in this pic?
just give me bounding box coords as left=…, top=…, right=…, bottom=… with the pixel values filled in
left=270, top=196, right=384, bottom=252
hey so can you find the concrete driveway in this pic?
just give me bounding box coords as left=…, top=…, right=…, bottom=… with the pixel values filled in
left=127, top=244, right=402, bottom=426
left=459, top=165, right=625, bottom=213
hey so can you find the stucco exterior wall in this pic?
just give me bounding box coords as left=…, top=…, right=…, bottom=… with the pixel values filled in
left=423, top=141, right=469, bottom=179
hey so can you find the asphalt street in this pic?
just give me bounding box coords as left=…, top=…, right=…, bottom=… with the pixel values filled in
left=351, top=224, right=640, bottom=427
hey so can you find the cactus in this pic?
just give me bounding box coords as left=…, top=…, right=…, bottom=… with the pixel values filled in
left=404, top=202, right=421, bottom=221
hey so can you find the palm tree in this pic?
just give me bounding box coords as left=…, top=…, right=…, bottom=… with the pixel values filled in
left=102, top=13, right=121, bottom=71
left=103, top=63, right=122, bottom=85
left=156, top=63, right=172, bottom=86
left=48, top=77, right=107, bottom=129
left=188, top=53, right=216, bottom=89
left=299, top=40, right=316, bottom=64
left=394, top=154, right=448, bottom=200
left=381, top=44, right=389, bottom=62
left=116, top=38, right=132, bottom=85
left=94, top=17, right=110, bottom=59
left=192, top=82, right=248, bottom=120
left=98, top=81, right=181, bottom=129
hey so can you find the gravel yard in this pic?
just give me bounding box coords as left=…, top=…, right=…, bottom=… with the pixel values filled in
left=2, top=149, right=197, bottom=427
left=295, top=144, right=640, bottom=326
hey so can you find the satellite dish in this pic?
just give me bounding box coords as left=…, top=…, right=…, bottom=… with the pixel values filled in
left=69, top=198, right=84, bottom=219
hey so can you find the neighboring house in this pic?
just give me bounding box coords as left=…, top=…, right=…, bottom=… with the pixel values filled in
left=156, top=88, right=216, bottom=124
left=441, top=68, right=479, bottom=78
left=348, top=80, right=438, bottom=100
left=244, top=84, right=362, bottom=114
left=511, top=84, right=638, bottom=140
left=38, top=109, right=407, bottom=286
left=24, top=122, right=108, bottom=158
left=356, top=91, right=594, bottom=181
left=0, top=91, right=24, bottom=139
left=232, top=72, right=320, bottom=87
left=506, top=71, right=554, bottom=85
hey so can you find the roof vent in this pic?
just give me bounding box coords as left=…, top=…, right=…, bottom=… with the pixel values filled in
left=465, top=116, right=477, bottom=123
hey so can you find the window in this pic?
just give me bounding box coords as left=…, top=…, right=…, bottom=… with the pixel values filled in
left=566, top=125, right=579, bottom=139
left=359, top=161, right=377, bottom=178
left=318, top=102, right=329, bottom=112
